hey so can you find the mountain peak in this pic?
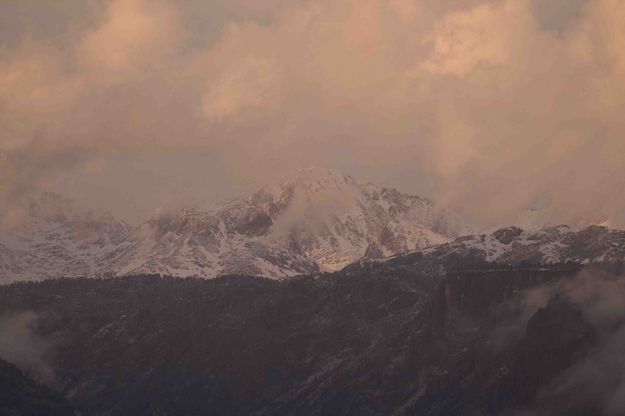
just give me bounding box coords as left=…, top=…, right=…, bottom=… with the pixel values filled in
left=286, top=167, right=355, bottom=190
left=0, top=171, right=461, bottom=281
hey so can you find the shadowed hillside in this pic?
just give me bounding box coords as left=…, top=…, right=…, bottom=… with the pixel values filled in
left=0, top=358, right=74, bottom=416
left=1, top=255, right=611, bottom=415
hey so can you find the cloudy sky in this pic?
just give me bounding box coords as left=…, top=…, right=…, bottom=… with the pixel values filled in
left=1, top=0, right=624, bottom=227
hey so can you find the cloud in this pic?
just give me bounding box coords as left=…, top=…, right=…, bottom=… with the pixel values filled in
left=497, top=269, right=625, bottom=415
left=202, top=55, right=284, bottom=120
left=79, top=0, right=181, bottom=77
left=530, top=0, right=587, bottom=32
left=0, top=312, right=54, bottom=383
left=1, top=0, right=625, bottom=229
left=422, top=1, right=527, bottom=77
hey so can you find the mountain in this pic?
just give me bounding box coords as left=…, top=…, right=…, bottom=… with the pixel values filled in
left=0, top=254, right=616, bottom=415
left=0, top=192, right=133, bottom=282
left=4, top=173, right=625, bottom=284
left=2, top=197, right=625, bottom=414
left=0, top=168, right=460, bottom=282
left=116, top=168, right=460, bottom=277
left=355, top=224, right=625, bottom=273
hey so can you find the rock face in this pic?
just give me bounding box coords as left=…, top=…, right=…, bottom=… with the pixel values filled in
left=0, top=169, right=460, bottom=282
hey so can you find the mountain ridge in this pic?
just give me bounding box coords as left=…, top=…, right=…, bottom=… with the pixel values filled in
left=0, top=168, right=460, bottom=282
left=3, top=168, right=621, bottom=284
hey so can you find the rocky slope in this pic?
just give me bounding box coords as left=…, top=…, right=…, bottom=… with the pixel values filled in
left=0, top=169, right=460, bottom=282
left=355, top=224, right=625, bottom=274
left=0, top=192, right=133, bottom=282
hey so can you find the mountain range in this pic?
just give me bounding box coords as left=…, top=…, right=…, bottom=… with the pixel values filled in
left=2, top=168, right=624, bottom=285
left=3, top=169, right=625, bottom=415
left=0, top=168, right=462, bottom=283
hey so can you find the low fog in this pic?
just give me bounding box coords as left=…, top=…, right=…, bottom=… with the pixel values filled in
left=492, top=269, right=625, bottom=415
left=0, top=311, right=54, bottom=383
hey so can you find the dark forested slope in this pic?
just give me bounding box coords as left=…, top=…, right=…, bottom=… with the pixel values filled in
left=1, top=250, right=612, bottom=415
left=0, top=358, right=74, bottom=416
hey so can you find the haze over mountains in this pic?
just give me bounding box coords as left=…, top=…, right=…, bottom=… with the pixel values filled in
left=3, top=168, right=625, bottom=415
left=1, top=168, right=622, bottom=285
left=0, top=168, right=463, bottom=282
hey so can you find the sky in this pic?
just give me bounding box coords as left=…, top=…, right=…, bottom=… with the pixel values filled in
left=1, top=0, right=625, bottom=228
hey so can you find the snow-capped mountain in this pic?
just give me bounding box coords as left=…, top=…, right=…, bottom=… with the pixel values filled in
left=0, top=193, right=133, bottom=281
left=360, top=224, right=625, bottom=271
left=113, top=168, right=461, bottom=278
left=0, top=168, right=460, bottom=282
left=5, top=169, right=625, bottom=284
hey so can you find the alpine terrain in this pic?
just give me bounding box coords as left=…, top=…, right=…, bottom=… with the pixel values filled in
left=0, top=168, right=461, bottom=283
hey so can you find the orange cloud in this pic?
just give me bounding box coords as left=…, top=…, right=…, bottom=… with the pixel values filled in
left=2, top=0, right=625, bottom=230
left=79, top=0, right=180, bottom=78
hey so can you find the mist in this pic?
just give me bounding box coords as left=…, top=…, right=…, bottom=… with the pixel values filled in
left=0, top=311, right=54, bottom=383
left=491, top=269, right=625, bottom=415
left=1, top=0, right=625, bottom=229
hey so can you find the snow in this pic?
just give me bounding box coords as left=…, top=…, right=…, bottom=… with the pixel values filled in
left=0, top=169, right=461, bottom=283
